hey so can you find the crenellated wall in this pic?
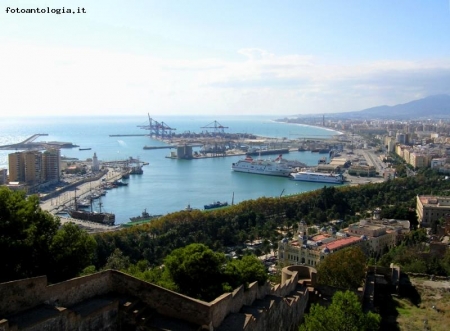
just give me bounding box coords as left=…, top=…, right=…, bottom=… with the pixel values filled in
left=0, top=266, right=315, bottom=330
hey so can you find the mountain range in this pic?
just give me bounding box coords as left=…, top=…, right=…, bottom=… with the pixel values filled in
left=307, top=95, right=450, bottom=120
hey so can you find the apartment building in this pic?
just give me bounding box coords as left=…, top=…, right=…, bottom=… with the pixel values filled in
left=410, top=152, right=429, bottom=169
left=8, top=152, right=25, bottom=182
left=416, top=195, right=450, bottom=228
left=42, top=148, right=61, bottom=184
left=7, top=149, right=61, bottom=187
left=0, top=168, right=7, bottom=185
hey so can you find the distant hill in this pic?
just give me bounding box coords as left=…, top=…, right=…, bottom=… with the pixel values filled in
left=308, top=95, right=450, bottom=120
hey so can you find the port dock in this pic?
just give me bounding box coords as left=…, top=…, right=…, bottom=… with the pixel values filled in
left=0, top=134, right=79, bottom=150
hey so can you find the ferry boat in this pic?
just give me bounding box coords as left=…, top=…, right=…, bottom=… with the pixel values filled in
left=231, top=155, right=293, bottom=177
left=290, top=171, right=344, bottom=184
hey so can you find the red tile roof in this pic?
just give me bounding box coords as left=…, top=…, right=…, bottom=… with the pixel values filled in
left=325, top=236, right=361, bottom=251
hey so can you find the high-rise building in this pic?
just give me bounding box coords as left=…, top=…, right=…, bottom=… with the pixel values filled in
left=8, top=149, right=59, bottom=186
left=8, top=152, right=25, bottom=182
left=23, top=151, right=43, bottom=184
left=0, top=168, right=7, bottom=184
left=42, top=148, right=61, bottom=183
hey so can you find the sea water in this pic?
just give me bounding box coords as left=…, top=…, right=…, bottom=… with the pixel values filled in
left=0, top=116, right=341, bottom=223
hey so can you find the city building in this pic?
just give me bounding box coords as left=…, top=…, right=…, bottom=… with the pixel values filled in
left=7, top=149, right=61, bottom=190
left=0, top=168, right=7, bottom=185
left=278, top=221, right=363, bottom=268
left=8, top=152, right=25, bottom=182
left=409, top=152, right=429, bottom=169
left=279, top=213, right=410, bottom=267
left=42, top=148, right=61, bottom=184
left=416, top=195, right=450, bottom=228
left=347, top=217, right=409, bottom=256
left=23, top=151, right=43, bottom=185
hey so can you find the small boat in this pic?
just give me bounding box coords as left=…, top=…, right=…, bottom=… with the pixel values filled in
left=318, top=157, right=327, bottom=165
left=79, top=148, right=92, bottom=151
left=77, top=199, right=91, bottom=208
left=113, top=180, right=128, bottom=186
left=204, top=201, right=228, bottom=210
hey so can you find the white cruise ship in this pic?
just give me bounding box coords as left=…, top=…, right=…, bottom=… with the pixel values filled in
left=232, top=156, right=293, bottom=177
left=290, top=171, right=344, bottom=184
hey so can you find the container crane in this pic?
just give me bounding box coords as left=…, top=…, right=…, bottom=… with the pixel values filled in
left=201, top=121, right=229, bottom=135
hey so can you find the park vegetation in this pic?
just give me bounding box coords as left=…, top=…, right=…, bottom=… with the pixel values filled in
left=317, top=246, right=367, bottom=289
left=2, top=168, right=450, bottom=288
left=300, top=290, right=380, bottom=331
left=0, top=187, right=96, bottom=283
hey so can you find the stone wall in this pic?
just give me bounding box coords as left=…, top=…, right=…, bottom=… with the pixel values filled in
left=1, top=266, right=315, bottom=330
left=110, top=271, right=212, bottom=328
left=0, top=271, right=113, bottom=316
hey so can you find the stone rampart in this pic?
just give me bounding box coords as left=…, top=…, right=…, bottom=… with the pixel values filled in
left=0, top=271, right=113, bottom=316
left=1, top=266, right=315, bottom=330
left=110, top=271, right=212, bottom=328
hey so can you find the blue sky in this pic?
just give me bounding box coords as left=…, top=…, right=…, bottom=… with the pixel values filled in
left=1, top=0, right=450, bottom=116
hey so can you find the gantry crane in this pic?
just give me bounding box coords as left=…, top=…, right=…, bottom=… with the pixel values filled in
left=200, top=121, right=229, bottom=135
left=137, top=113, right=176, bottom=138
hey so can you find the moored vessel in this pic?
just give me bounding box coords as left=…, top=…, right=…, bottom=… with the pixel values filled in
left=290, top=170, right=344, bottom=184
left=231, top=155, right=294, bottom=177
left=67, top=194, right=115, bottom=225
left=204, top=201, right=228, bottom=210
left=129, top=209, right=161, bottom=222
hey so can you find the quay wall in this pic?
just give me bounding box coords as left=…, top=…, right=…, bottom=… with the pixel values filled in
left=40, top=169, right=108, bottom=201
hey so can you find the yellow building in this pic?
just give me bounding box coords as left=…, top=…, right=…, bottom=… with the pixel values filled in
left=23, top=151, right=43, bottom=185
left=409, top=153, right=428, bottom=169
left=8, top=152, right=25, bottom=182
left=42, top=149, right=61, bottom=183
left=416, top=195, right=450, bottom=228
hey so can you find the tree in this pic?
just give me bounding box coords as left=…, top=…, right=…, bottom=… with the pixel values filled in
left=300, top=291, right=380, bottom=331
left=163, top=243, right=226, bottom=301
left=224, top=255, right=268, bottom=289
left=0, top=187, right=60, bottom=282
left=49, top=223, right=97, bottom=282
left=317, top=246, right=367, bottom=289
left=104, top=248, right=131, bottom=270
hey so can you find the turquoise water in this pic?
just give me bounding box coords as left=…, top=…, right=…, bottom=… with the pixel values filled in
left=0, top=116, right=341, bottom=223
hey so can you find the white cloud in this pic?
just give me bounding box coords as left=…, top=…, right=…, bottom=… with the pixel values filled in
left=1, top=40, right=450, bottom=116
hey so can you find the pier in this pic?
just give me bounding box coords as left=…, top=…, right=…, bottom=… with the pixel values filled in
left=109, top=134, right=150, bottom=137
left=0, top=133, right=78, bottom=150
